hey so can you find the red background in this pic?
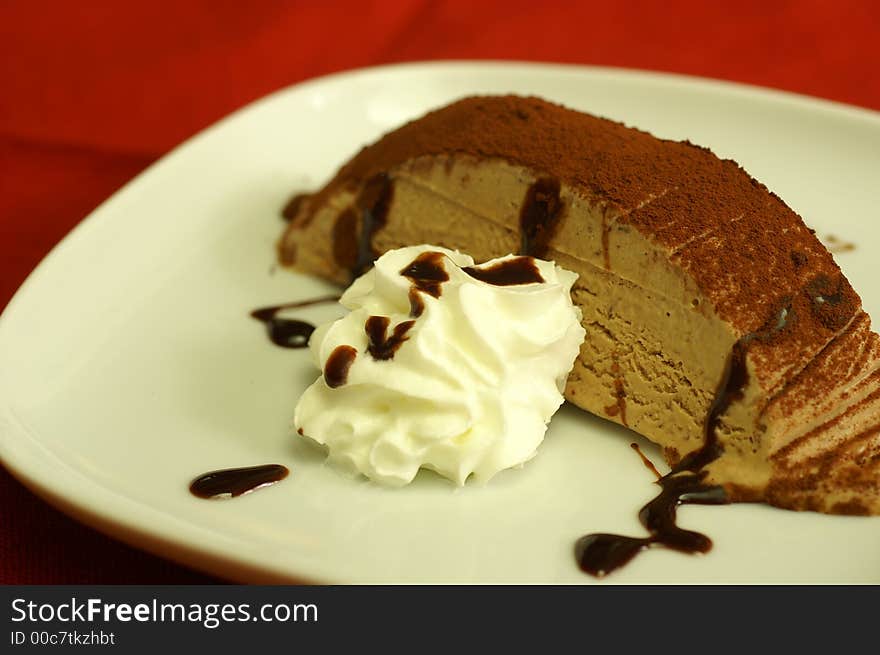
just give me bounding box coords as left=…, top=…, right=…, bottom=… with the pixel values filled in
left=2, top=0, right=879, bottom=584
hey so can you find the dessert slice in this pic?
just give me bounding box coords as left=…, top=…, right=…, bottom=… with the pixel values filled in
left=278, top=95, right=880, bottom=514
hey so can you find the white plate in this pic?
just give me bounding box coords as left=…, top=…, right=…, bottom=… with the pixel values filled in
left=2, top=62, right=879, bottom=584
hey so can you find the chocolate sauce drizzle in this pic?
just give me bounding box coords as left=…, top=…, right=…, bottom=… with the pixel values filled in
left=400, top=250, right=449, bottom=317
left=281, top=193, right=310, bottom=222
left=355, top=174, right=394, bottom=275
left=250, top=295, right=340, bottom=349
left=463, top=256, right=544, bottom=286
left=324, top=345, right=357, bottom=388
left=351, top=251, right=448, bottom=361
left=366, top=316, right=416, bottom=360
left=366, top=251, right=548, bottom=364
left=189, top=464, right=289, bottom=499
left=576, top=302, right=793, bottom=577
left=408, top=289, right=426, bottom=318
left=519, top=178, right=563, bottom=258
left=400, top=251, right=448, bottom=297
left=630, top=443, right=662, bottom=480
left=333, top=173, right=394, bottom=278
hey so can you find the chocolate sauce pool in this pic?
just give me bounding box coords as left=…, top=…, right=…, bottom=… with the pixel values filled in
left=189, top=464, right=289, bottom=499
left=250, top=295, right=340, bottom=349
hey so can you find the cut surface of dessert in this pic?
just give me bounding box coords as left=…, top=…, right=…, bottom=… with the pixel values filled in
left=278, top=94, right=880, bottom=515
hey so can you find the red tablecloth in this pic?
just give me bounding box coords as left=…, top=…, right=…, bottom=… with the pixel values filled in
left=2, top=1, right=879, bottom=584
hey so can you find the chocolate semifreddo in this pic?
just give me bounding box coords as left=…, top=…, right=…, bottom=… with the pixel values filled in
left=278, top=94, right=880, bottom=515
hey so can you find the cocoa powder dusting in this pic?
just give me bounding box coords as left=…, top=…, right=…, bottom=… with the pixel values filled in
left=790, top=251, right=808, bottom=268
left=804, top=274, right=858, bottom=332
left=287, top=95, right=863, bottom=406
left=768, top=311, right=873, bottom=421
left=307, top=95, right=683, bottom=212
left=293, top=96, right=851, bottom=316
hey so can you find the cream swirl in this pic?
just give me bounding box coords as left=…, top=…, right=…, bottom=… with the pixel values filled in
left=294, top=245, right=585, bottom=486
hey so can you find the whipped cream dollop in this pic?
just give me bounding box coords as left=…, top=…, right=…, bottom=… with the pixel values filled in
left=294, top=245, right=585, bottom=486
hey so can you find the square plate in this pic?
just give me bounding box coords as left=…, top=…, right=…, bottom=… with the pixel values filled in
left=2, top=62, right=879, bottom=583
